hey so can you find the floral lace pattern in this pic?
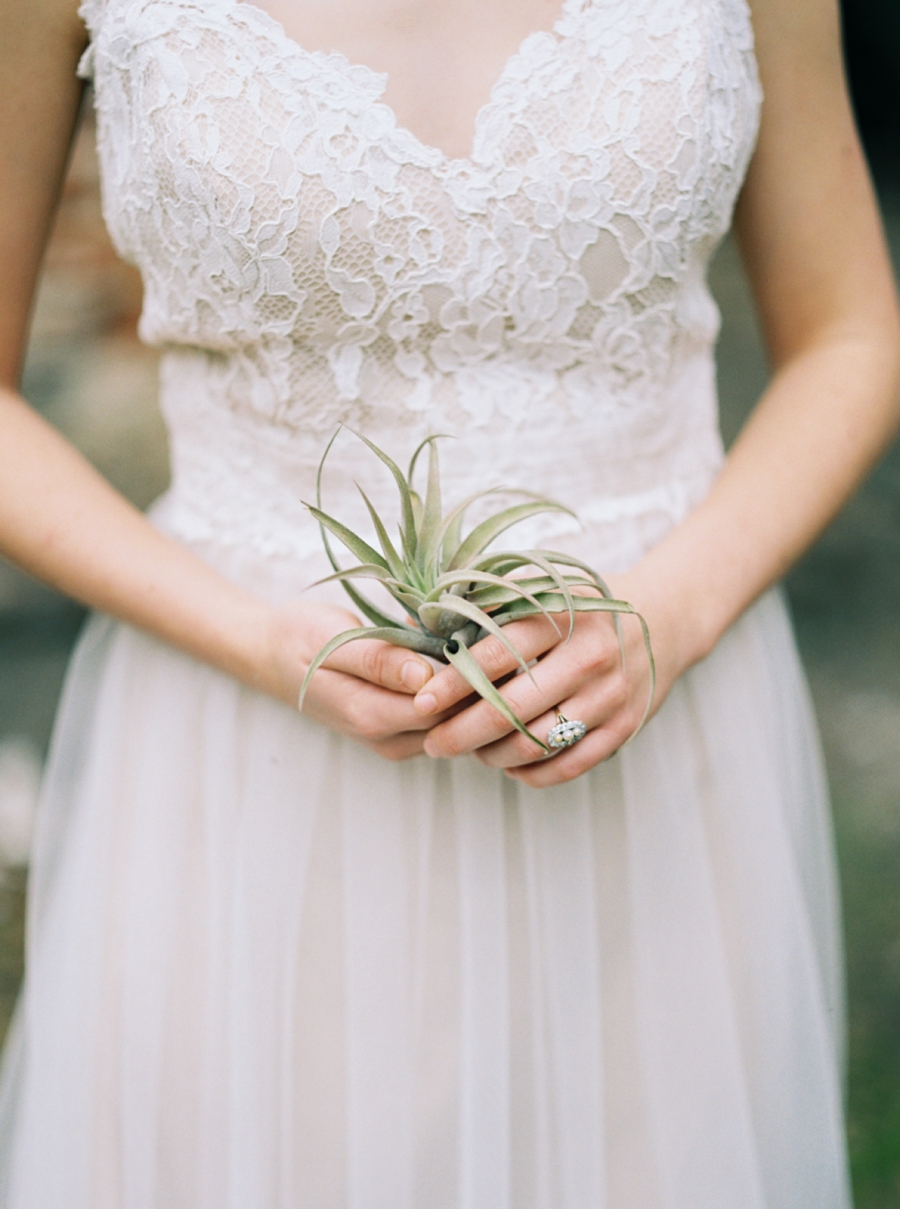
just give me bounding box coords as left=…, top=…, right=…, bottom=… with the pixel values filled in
left=78, top=0, right=761, bottom=571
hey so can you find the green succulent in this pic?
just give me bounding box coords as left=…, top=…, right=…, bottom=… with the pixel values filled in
left=299, top=430, right=655, bottom=754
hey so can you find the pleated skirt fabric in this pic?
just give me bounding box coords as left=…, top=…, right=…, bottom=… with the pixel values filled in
left=0, top=584, right=850, bottom=1207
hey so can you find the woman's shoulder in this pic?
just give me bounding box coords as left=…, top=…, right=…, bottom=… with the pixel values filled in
left=0, top=1, right=88, bottom=75
left=0, top=0, right=88, bottom=56
left=5, top=0, right=86, bottom=30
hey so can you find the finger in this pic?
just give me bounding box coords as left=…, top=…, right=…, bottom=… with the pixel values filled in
left=413, top=613, right=565, bottom=716
left=370, top=731, right=430, bottom=761
left=323, top=636, right=434, bottom=694
left=476, top=676, right=629, bottom=769
left=421, top=622, right=624, bottom=758
left=422, top=668, right=557, bottom=758
left=476, top=705, right=578, bottom=769
left=503, top=721, right=628, bottom=788
left=303, top=667, right=447, bottom=737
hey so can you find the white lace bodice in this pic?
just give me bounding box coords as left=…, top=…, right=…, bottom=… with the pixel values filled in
left=77, top=0, right=761, bottom=576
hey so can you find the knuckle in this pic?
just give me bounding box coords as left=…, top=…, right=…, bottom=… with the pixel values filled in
left=479, top=636, right=508, bottom=673
left=438, top=736, right=464, bottom=758
left=347, top=699, right=385, bottom=741
left=357, top=718, right=384, bottom=742
left=517, top=732, right=546, bottom=762
left=499, top=686, right=525, bottom=721
left=581, top=648, right=605, bottom=677
left=358, top=642, right=387, bottom=685
left=432, top=728, right=465, bottom=758
left=343, top=695, right=366, bottom=731
left=595, top=644, right=615, bottom=673
left=606, top=672, right=629, bottom=711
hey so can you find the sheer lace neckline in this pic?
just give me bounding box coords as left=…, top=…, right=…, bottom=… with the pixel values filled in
left=233, top=0, right=580, bottom=166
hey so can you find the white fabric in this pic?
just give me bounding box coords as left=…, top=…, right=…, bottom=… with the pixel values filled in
left=0, top=0, right=850, bottom=1205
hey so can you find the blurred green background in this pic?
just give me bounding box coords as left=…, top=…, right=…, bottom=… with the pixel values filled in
left=0, top=4, right=899, bottom=1204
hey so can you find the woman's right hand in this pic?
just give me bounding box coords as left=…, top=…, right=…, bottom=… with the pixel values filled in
left=265, top=599, right=447, bottom=760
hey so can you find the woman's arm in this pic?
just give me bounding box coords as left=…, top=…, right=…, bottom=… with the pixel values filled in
left=417, top=0, right=900, bottom=785
left=639, top=0, right=900, bottom=667
left=0, top=2, right=437, bottom=759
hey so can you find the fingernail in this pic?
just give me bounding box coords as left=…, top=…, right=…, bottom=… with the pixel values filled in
left=415, top=692, right=438, bottom=715
left=423, top=738, right=440, bottom=758
left=401, top=661, right=429, bottom=691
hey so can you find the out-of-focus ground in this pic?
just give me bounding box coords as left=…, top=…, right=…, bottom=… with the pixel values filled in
left=1, top=84, right=900, bottom=1206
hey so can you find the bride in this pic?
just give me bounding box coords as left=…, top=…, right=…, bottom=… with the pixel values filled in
left=0, top=0, right=898, bottom=1205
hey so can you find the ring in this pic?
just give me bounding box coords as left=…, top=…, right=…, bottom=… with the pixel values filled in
left=546, top=711, right=587, bottom=751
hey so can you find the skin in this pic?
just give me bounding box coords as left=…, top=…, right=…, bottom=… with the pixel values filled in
left=0, top=0, right=898, bottom=782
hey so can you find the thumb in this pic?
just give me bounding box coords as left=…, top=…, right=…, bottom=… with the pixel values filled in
left=326, top=636, right=435, bottom=694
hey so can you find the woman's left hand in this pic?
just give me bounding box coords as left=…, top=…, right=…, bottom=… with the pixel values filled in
left=413, top=574, right=676, bottom=787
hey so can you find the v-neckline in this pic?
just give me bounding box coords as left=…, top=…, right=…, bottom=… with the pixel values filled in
left=233, top=0, right=580, bottom=168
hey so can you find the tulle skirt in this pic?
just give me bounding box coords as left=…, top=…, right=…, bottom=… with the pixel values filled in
left=0, top=561, right=850, bottom=1206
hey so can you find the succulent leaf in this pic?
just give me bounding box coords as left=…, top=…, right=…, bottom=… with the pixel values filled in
left=407, top=433, right=450, bottom=484
left=466, top=574, right=594, bottom=607
left=488, top=592, right=637, bottom=626
left=340, top=581, right=420, bottom=631
left=304, top=503, right=389, bottom=570
left=310, top=562, right=396, bottom=586
left=506, top=550, right=579, bottom=640
left=408, top=490, right=424, bottom=532
left=355, top=485, right=406, bottom=578
left=431, top=593, right=533, bottom=677
left=309, top=565, right=426, bottom=609
left=442, top=636, right=550, bottom=753
left=441, top=512, right=465, bottom=569
left=416, top=439, right=445, bottom=573
left=472, top=554, right=532, bottom=578
left=346, top=428, right=418, bottom=561
left=428, top=487, right=510, bottom=574
left=448, top=501, right=576, bottom=570
left=417, top=602, right=472, bottom=638
left=314, top=431, right=408, bottom=629
left=387, top=587, right=432, bottom=617
left=470, top=551, right=580, bottom=639
left=315, top=427, right=345, bottom=574
left=527, top=550, right=611, bottom=595
left=429, top=569, right=563, bottom=635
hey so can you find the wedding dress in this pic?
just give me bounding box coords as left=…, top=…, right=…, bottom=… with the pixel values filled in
left=0, top=0, right=850, bottom=1205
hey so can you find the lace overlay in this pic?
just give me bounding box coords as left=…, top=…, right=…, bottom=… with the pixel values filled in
left=78, top=0, right=761, bottom=572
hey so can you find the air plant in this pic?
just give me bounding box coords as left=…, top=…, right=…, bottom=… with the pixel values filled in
left=299, top=430, right=655, bottom=753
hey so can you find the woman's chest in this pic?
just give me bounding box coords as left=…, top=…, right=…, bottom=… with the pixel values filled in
left=246, top=0, right=568, bottom=164
left=83, top=0, right=760, bottom=349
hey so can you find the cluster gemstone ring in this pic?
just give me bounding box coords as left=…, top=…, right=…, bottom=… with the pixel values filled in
left=546, top=711, right=588, bottom=751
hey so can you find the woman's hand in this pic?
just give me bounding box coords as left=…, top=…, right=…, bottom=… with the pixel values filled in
left=413, top=573, right=677, bottom=787
left=265, top=599, right=446, bottom=761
